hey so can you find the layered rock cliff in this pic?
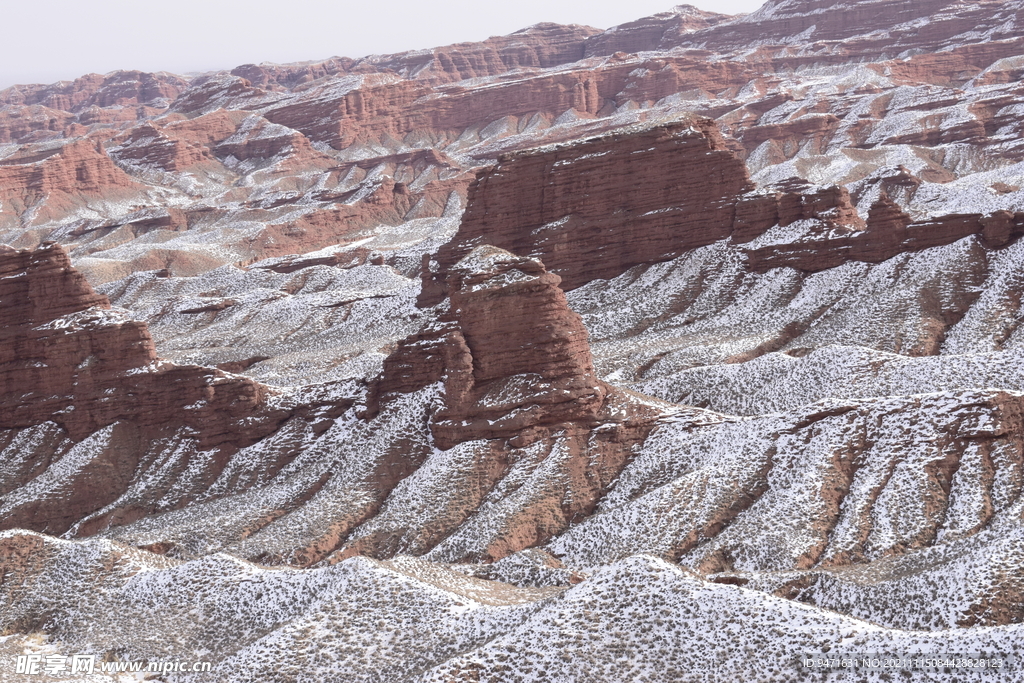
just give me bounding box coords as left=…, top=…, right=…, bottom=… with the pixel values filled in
left=0, top=243, right=296, bottom=536
left=424, top=116, right=1021, bottom=306
left=375, top=245, right=658, bottom=452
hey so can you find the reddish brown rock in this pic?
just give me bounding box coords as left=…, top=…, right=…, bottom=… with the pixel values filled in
left=771, top=178, right=865, bottom=230
left=351, top=245, right=666, bottom=563
left=734, top=113, right=842, bottom=158
left=0, top=139, right=136, bottom=198
left=672, top=0, right=1024, bottom=66
left=423, top=117, right=756, bottom=301
left=0, top=72, right=185, bottom=143
left=583, top=5, right=733, bottom=58
left=255, top=54, right=758, bottom=151
left=848, top=193, right=913, bottom=262
left=371, top=23, right=604, bottom=84
left=416, top=115, right=1024, bottom=285
left=0, top=244, right=311, bottom=535
left=421, top=118, right=873, bottom=301
left=212, top=116, right=320, bottom=162
left=0, top=105, right=74, bottom=144
left=436, top=248, right=608, bottom=449
left=108, top=122, right=213, bottom=172
left=161, top=109, right=249, bottom=148
left=0, top=71, right=187, bottom=112
left=747, top=196, right=1024, bottom=273
left=0, top=243, right=288, bottom=446
left=245, top=176, right=468, bottom=261
left=374, top=246, right=609, bottom=448
left=231, top=23, right=602, bottom=90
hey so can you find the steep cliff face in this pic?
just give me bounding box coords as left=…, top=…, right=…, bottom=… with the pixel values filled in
left=676, top=0, right=1024, bottom=57
left=0, top=243, right=291, bottom=439
left=421, top=118, right=1024, bottom=303
left=375, top=246, right=613, bottom=448
left=423, top=117, right=757, bottom=300
left=0, top=138, right=138, bottom=198
left=0, top=244, right=295, bottom=535
left=0, top=243, right=155, bottom=432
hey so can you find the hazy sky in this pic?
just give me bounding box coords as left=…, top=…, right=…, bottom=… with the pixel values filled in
left=1, top=0, right=766, bottom=90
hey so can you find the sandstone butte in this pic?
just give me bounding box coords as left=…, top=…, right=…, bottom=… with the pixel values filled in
left=0, top=243, right=298, bottom=534
left=425, top=115, right=1024, bottom=304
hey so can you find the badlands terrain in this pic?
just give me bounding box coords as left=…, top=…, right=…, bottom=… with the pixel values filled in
left=3, top=0, right=1024, bottom=680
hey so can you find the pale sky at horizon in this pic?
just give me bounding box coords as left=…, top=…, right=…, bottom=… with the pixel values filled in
left=1, top=0, right=767, bottom=90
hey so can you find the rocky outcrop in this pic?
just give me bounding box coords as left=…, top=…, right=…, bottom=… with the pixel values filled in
left=0, top=71, right=186, bottom=144
left=0, top=105, right=75, bottom=144
left=0, top=245, right=377, bottom=538
left=422, top=119, right=873, bottom=302
left=0, top=71, right=188, bottom=111
left=746, top=198, right=1024, bottom=272
left=364, top=23, right=604, bottom=84
left=0, top=243, right=289, bottom=490
left=583, top=5, right=732, bottom=56
left=338, top=245, right=666, bottom=562
left=232, top=23, right=603, bottom=90
left=107, top=122, right=213, bottom=172
left=422, top=117, right=756, bottom=300
left=673, top=0, right=1024, bottom=60
left=0, top=139, right=137, bottom=198
left=374, top=246, right=614, bottom=448
left=419, top=118, right=1024, bottom=296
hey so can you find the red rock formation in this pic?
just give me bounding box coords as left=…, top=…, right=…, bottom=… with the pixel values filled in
left=422, top=118, right=873, bottom=302
left=372, top=245, right=666, bottom=453
left=0, top=71, right=187, bottom=112
left=673, top=0, right=1024, bottom=62
left=0, top=139, right=136, bottom=198
left=415, top=116, right=1024, bottom=288
left=430, top=248, right=607, bottom=447
left=734, top=113, right=842, bottom=157
left=253, top=54, right=761, bottom=150
left=0, top=72, right=186, bottom=144
left=0, top=243, right=287, bottom=446
left=244, top=175, right=468, bottom=261
left=848, top=193, right=913, bottom=262
left=770, top=178, right=865, bottom=230
left=0, top=105, right=74, bottom=144
left=0, top=139, right=150, bottom=232
left=108, top=122, right=213, bottom=172
left=230, top=58, right=361, bottom=90
left=167, top=74, right=271, bottom=116
left=423, top=117, right=756, bottom=301
left=162, top=109, right=250, bottom=148
left=583, top=5, right=732, bottom=56
left=350, top=245, right=666, bottom=562
left=367, top=23, right=604, bottom=84
left=747, top=197, right=1024, bottom=272
left=239, top=23, right=603, bottom=91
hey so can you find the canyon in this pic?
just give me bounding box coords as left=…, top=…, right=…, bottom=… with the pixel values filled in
left=2, top=0, right=1024, bottom=681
